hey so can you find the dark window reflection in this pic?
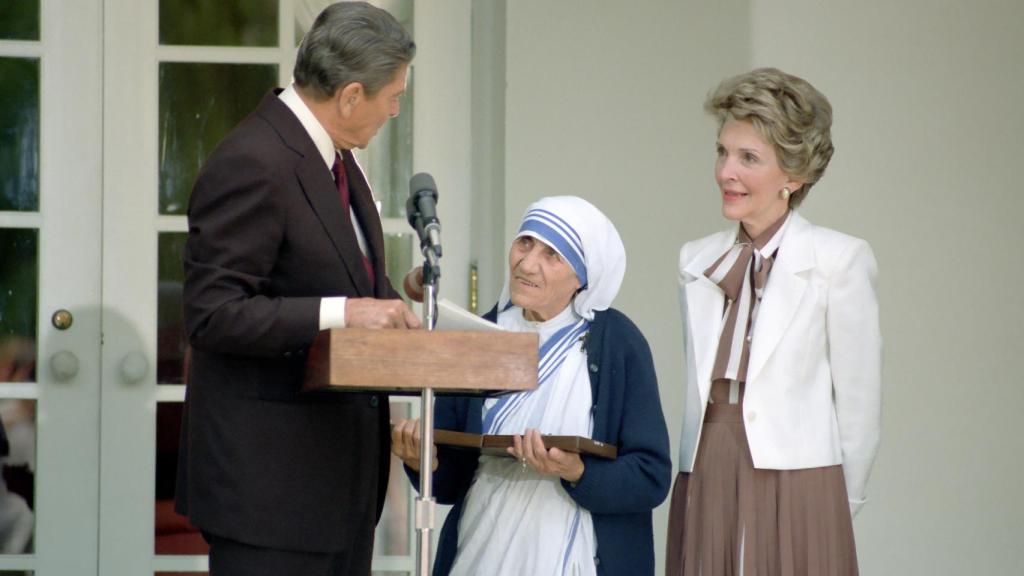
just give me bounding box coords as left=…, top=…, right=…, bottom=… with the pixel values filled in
left=158, top=62, right=277, bottom=215
left=155, top=402, right=207, bottom=556
left=0, top=0, right=40, bottom=41
left=157, top=233, right=187, bottom=385
left=0, top=399, right=36, bottom=554
left=0, top=229, right=38, bottom=383
left=159, top=0, right=277, bottom=47
left=0, top=58, right=40, bottom=212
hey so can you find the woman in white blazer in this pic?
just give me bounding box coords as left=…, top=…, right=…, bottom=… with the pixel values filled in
left=665, top=68, right=881, bottom=576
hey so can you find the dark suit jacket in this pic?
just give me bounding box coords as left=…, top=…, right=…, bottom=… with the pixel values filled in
left=175, top=90, right=401, bottom=555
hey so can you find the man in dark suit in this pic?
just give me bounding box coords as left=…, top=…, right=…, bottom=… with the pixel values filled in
left=175, top=3, right=419, bottom=575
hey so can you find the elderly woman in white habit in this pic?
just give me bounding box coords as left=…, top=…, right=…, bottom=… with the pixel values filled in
left=392, top=196, right=671, bottom=576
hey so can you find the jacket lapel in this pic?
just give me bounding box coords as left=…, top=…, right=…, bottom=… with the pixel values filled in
left=342, top=150, right=388, bottom=298
left=745, top=212, right=815, bottom=383
left=256, top=91, right=375, bottom=296
left=682, top=231, right=735, bottom=402
left=295, top=158, right=374, bottom=296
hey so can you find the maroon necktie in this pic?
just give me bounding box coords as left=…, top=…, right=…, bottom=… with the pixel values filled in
left=332, top=153, right=375, bottom=288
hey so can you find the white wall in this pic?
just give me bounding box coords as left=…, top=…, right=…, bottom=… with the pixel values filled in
left=470, top=0, right=508, bottom=310
left=502, top=0, right=1024, bottom=573
left=503, top=0, right=749, bottom=571
left=746, top=1, right=1024, bottom=574
left=414, top=0, right=472, bottom=308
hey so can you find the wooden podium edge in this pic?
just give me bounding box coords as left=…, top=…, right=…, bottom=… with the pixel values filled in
left=304, top=329, right=539, bottom=395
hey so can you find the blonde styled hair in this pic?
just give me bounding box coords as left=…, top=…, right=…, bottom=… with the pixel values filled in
left=705, top=68, right=834, bottom=207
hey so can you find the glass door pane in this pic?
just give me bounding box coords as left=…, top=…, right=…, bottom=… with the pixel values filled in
left=0, top=229, right=38, bottom=383
left=157, top=234, right=187, bottom=386
left=0, top=0, right=40, bottom=41
left=0, top=399, right=36, bottom=554
left=0, top=57, right=40, bottom=212
left=157, top=62, right=278, bottom=215
left=159, top=0, right=278, bottom=47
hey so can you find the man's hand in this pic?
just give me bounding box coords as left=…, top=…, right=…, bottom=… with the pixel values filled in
left=345, top=298, right=421, bottom=329
left=402, top=266, right=424, bottom=303
left=391, top=418, right=437, bottom=472
left=508, top=428, right=585, bottom=483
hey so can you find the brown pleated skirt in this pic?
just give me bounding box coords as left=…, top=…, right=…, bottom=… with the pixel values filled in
left=666, top=401, right=858, bottom=576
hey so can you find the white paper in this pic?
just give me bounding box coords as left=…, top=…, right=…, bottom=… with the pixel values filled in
left=435, top=298, right=503, bottom=332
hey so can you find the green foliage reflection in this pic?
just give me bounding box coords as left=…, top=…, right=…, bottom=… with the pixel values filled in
left=0, top=229, right=38, bottom=383
left=160, top=0, right=277, bottom=47
left=0, top=58, right=39, bottom=212
left=0, top=0, right=40, bottom=40
left=158, top=62, right=278, bottom=215
left=157, top=233, right=187, bottom=384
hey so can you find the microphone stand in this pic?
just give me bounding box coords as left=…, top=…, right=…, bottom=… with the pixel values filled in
left=416, top=247, right=440, bottom=576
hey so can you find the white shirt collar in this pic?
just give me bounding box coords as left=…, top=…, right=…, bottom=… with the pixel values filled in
left=278, top=83, right=336, bottom=170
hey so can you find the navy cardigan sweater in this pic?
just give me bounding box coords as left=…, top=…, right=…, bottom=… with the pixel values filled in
left=407, top=307, right=672, bottom=575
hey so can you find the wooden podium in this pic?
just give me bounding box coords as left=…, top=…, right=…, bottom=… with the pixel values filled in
left=302, top=327, right=538, bottom=576
left=303, top=328, right=538, bottom=394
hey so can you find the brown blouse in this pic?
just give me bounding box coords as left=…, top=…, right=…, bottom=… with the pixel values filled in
left=703, top=212, right=789, bottom=402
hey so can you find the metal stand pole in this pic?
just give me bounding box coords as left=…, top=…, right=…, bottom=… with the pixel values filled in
left=415, top=258, right=440, bottom=576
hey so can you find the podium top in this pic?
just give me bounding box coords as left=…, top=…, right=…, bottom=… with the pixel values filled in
left=303, top=328, right=539, bottom=396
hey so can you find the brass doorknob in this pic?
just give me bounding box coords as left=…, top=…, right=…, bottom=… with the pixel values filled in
left=51, top=309, right=73, bottom=330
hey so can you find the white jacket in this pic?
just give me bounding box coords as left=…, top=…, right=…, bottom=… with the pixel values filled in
left=677, top=211, right=881, bottom=515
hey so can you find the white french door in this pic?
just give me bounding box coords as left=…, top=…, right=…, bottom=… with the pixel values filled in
left=99, top=1, right=472, bottom=575
left=1, top=1, right=472, bottom=575
left=0, top=1, right=103, bottom=575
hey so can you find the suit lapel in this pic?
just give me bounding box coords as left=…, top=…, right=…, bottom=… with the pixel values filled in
left=746, top=212, right=815, bottom=382
left=295, top=158, right=373, bottom=296
left=682, top=231, right=734, bottom=402
left=255, top=91, right=376, bottom=297
left=342, top=150, right=388, bottom=298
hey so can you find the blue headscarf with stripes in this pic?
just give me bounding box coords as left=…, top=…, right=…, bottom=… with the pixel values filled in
left=498, top=196, right=625, bottom=322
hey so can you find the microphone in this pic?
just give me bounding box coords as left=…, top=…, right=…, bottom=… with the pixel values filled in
left=407, top=172, right=442, bottom=258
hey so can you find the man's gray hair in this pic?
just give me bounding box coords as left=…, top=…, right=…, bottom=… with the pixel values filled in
left=294, top=1, right=415, bottom=100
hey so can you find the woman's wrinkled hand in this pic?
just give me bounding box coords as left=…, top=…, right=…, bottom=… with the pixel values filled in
left=507, top=428, right=585, bottom=483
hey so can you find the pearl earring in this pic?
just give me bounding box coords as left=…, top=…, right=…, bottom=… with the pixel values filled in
left=780, top=187, right=792, bottom=201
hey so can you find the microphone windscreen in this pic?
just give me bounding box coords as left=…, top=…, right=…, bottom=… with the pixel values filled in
left=409, top=172, right=436, bottom=197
